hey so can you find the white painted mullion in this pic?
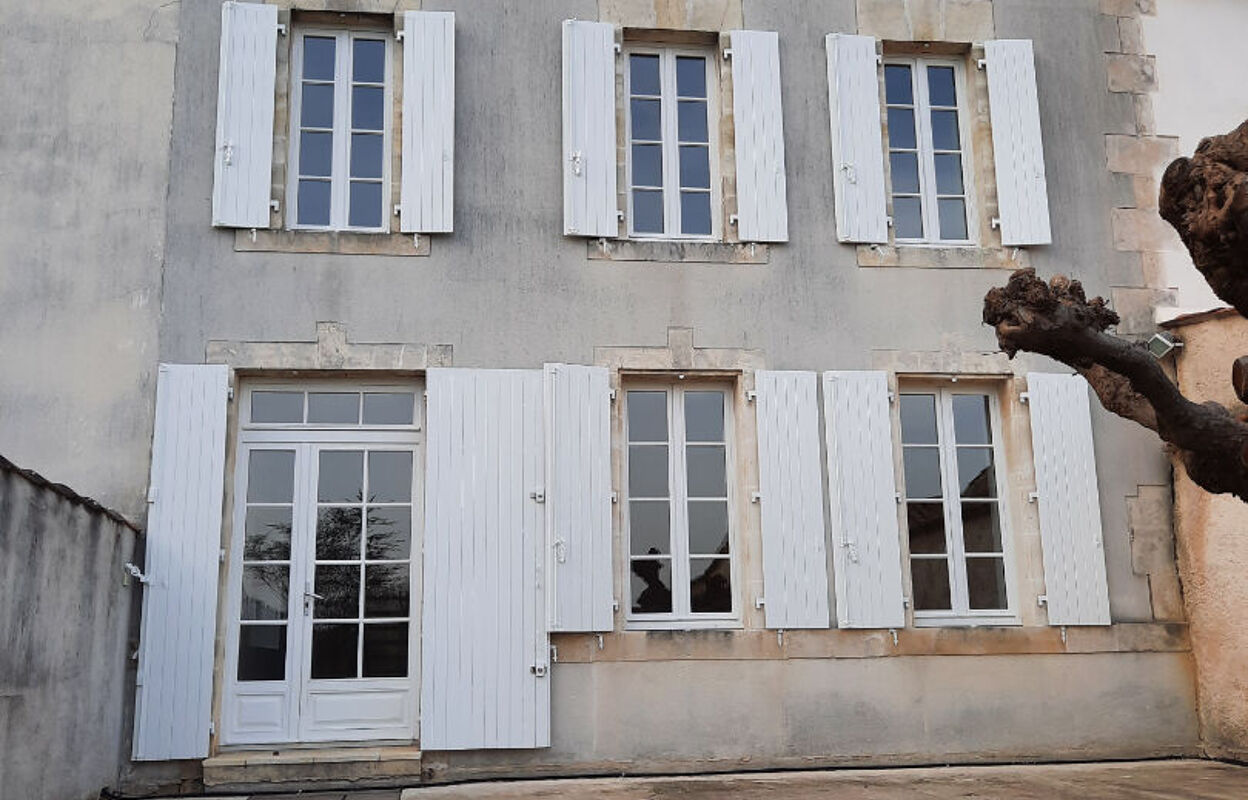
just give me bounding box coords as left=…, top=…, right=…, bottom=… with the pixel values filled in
left=940, top=390, right=973, bottom=615
left=661, top=51, right=681, bottom=237
left=287, top=34, right=305, bottom=229
left=670, top=387, right=692, bottom=618
left=330, top=32, right=351, bottom=229
left=290, top=442, right=315, bottom=741
left=912, top=61, right=941, bottom=246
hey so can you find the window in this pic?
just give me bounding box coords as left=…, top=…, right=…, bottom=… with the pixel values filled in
left=624, top=385, right=735, bottom=624
left=289, top=30, right=392, bottom=232
left=625, top=49, right=716, bottom=239
left=884, top=58, right=973, bottom=244
left=899, top=386, right=1013, bottom=625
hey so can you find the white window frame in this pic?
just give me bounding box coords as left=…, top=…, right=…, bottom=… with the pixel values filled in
left=287, top=28, right=393, bottom=233
left=623, top=46, right=721, bottom=241
left=622, top=381, right=740, bottom=629
left=883, top=56, right=977, bottom=246
left=896, top=382, right=1019, bottom=627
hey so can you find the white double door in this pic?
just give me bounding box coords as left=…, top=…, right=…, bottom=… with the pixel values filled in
left=222, top=435, right=421, bottom=745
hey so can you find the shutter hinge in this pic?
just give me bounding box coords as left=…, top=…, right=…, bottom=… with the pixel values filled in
left=270, top=199, right=280, bottom=213
left=227, top=386, right=235, bottom=401
left=991, top=217, right=1002, bottom=230
left=530, top=488, right=546, bottom=503
left=394, top=204, right=402, bottom=217
left=889, top=628, right=899, bottom=646
left=754, top=597, right=765, bottom=609
left=277, top=23, right=287, bottom=36
left=729, top=214, right=739, bottom=226
left=396, top=30, right=405, bottom=41
left=902, top=596, right=911, bottom=608
left=745, top=390, right=757, bottom=402
left=146, top=486, right=158, bottom=503
left=530, top=664, right=548, bottom=677
left=722, top=48, right=733, bottom=60
left=1037, top=594, right=1048, bottom=607
left=123, top=563, right=151, bottom=585
left=220, top=548, right=227, bottom=564
left=977, top=57, right=987, bottom=70
left=1028, top=491, right=1040, bottom=503
left=208, top=721, right=216, bottom=736
left=609, top=389, right=617, bottom=401
left=550, top=644, right=558, bottom=662
left=750, top=491, right=761, bottom=504
left=894, top=491, right=902, bottom=504
left=1019, top=391, right=1030, bottom=404
left=617, top=209, right=625, bottom=222
left=610, top=491, right=618, bottom=504
left=1060, top=625, right=1068, bottom=644
left=614, top=42, right=621, bottom=54
left=887, top=390, right=896, bottom=403
left=886, top=216, right=894, bottom=228
left=612, top=598, right=620, bottom=612
left=876, top=54, right=884, bottom=66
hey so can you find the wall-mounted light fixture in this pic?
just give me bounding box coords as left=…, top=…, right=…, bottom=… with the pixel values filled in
left=1147, top=331, right=1184, bottom=360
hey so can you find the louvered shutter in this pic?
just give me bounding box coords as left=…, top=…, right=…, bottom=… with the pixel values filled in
left=212, top=1, right=278, bottom=228
left=755, top=371, right=830, bottom=629
left=545, top=364, right=614, bottom=632
left=401, top=11, right=455, bottom=233
left=1027, top=373, right=1111, bottom=626
left=984, top=39, right=1052, bottom=246
left=132, top=364, right=230, bottom=760
left=730, top=30, right=789, bottom=243
left=825, top=34, right=888, bottom=244
left=421, top=369, right=550, bottom=750
left=822, top=371, right=905, bottom=629
left=562, top=20, right=618, bottom=237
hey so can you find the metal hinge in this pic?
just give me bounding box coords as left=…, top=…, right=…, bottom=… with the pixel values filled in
left=530, top=664, right=548, bottom=677
left=146, top=486, right=158, bottom=503
left=750, top=491, right=761, bottom=504
left=991, top=217, right=1002, bottom=230
left=270, top=199, right=280, bottom=213
left=1037, top=594, right=1048, bottom=607
left=754, top=597, right=766, bottom=609
left=745, top=390, right=757, bottom=402
left=723, top=48, right=733, bottom=60
left=208, top=721, right=216, bottom=736
left=396, top=29, right=405, bottom=41
left=530, top=488, right=546, bottom=503
left=1028, top=491, right=1040, bottom=503
left=227, top=386, right=235, bottom=401
left=1019, top=391, right=1030, bottom=404
left=977, top=58, right=987, bottom=70
left=609, top=389, right=617, bottom=401
left=124, top=563, right=151, bottom=585
left=610, top=491, right=618, bottom=504
left=277, top=23, right=287, bottom=36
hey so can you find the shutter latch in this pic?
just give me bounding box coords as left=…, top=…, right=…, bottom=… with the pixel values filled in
left=569, top=151, right=584, bottom=176
left=530, top=664, right=548, bottom=677
left=530, top=488, right=546, bottom=503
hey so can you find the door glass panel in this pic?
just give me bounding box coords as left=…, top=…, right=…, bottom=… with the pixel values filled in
left=631, top=98, right=661, bottom=140
left=353, top=38, right=385, bottom=83
left=952, top=394, right=991, bottom=444
left=248, top=450, right=295, bottom=503
left=687, top=500, right=729, bottom=555
left=241, top=566, right=288, bottom=620
left=303, top=36, right=336, bottom=81
left=680, top=192, right=712, bottom=236
left=630, top=54, right=660, bottom=95
left=629, top=500, right=671, bottom=556
left=966, top=556, right=1007, bottom=610
left=938, top=198, right=968, bottom=240
left=364, top=564, right=409, bottom=617
left=911, top=557, right=952, bottom=610
left=893, top=197, right=923, bottom=239
left=900, top=394, right=938, bottom=444
left=251, top=391, right=303, bottom=423
left=318, top=451, right=364, bottom=502
left=238, top=626, right=286, bottom=681
left=927, top=65, right=957, bottom=106
left=311, top=624, right=359, bottom=679
left=961, top=502, right=1003, bottom=553
left=316, top=507, right=362, bottom=560
left=630, top=558, right=672, bottom=613
left=363, top=622, right=408, bottom=678
left=885, top=64, right=913, bottom=104
left=677, top=100, right=708, bottom=142
left=314, top=564, right=360, bottom=619
left=365, top=507, right=411, bottom=560
left=685, top=445, right=726, bottom=497
left=627, top=391, right=668, bottom=442
left=906, top=502, right=945, bottom=554
left=362, top=392, right=415, bottom=425
left=675, top=56, right=706, bottom=97
left=368, top=451, right=412, bottom=502
left=957, top=447, right=997, bottom=497
left=348, top=181, right=383, bottom=228
left=244, top=507, right=292, bottom=560
left=628, top=446, right=668, bottom=498
left=689, top=558, right=731, bottom=613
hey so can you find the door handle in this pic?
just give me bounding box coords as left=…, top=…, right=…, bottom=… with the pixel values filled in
left=304, top=591, right=324, bottom=601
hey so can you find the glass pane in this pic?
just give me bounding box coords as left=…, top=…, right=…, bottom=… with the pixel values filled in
left=678, top=100, right=708, bottom=143
left=349, top=181, right=383, bottom=228
left=350, top=133, right=384, bottom=179
left=887, top=107, right=917, bottom=149
left=247, top=450, right=295, bottom=503
left=363, top=622, right=408, bottom=678
left=957, top=447, right=997, bottom=498
left=251, top=391, right=303, bottom=423
left=314, top=564, right=360, bottom=619
left=679, top=146, right=710, bottom=189
left=962, top=502, right=1002, bottom=553
left=911, top=558, right=952, bottom=611
left=307, top=392, right=359, bottom=424
left=368, top=451, right=413, bottom=503
left=938, top=198, right=968, bottom=240
left=628, top=445, right=669, bottom=498
left=316, top=507, right=362, bottom=561
left=238, top=625, right=286, bottom=681
left=934, top=153, right=964, bottom=195
left=297, top=179, right=331, bottom=226
left=931, top=109, right=960, bottom=150
left=300, top=82, right=334, bottom=128
left=244, top=507, right=292, bottom=561
left=907, top=503, right=946, bottom=554
left=363, top=392, right=414, bottom=425
left=630, top=558, right=672, bottom=613
left=318, top=451, right=363, bottom=502
left=630, top=54, right=661, bottom=95
left=629, top=500, right=671, bottom=556
left=889, top=152, right=920, bottom=194
left=303, top=36, right=336, bottom=81
left=631, top=144, right=663, bottom=187
left=893, top=196, right=923, bottom=239
left=967, top=557, right=1007, bottom=610
left=927, top=65, right=957, bottom=106
left=241, top=565, right=288, bottom=620
left=352, top=85, right=385, bottom=131
left=632, top=190, right=664, bottom=233
left=952, top=395, right=991, bottom=444
left=690, top=558, right=731, bottom=613
left=684, top=391, right=724, bottom=442
left=676, top=56, right=706, bottom=97
left=364, top=564, right=409, bottom=617
left=884, top=64, right=913, bottom=104
left=299, top=131, right=333, bottom=177
left=688, top=501, right=729, bottom=555
left=311, top=623, right=358, bottom=679
left=900, top=394, right=938, bottom=444
left=903, top=447, right=942, bottom=499
left=680, top=192, right=712, bottom=236
left=353, top=38, right=386, bottom=83
left=686, top=445, right=727, bottom=498
left=366, top=507, right=412, bottom=560
left=628, top=391, right=668, bottom=442
left=630, top=98, right=661, bottom=141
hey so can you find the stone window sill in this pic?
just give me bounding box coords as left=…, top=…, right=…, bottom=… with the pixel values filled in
left=234, top=228, right=431, bottom=257
left=588, top=238, right=769, bottom=264
left=856, top=244, right=1031, bottom=270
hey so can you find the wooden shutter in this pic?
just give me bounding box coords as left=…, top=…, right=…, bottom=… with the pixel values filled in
left=755, top=371, right=830, bottom=629
left=1027, top=373, right=1111, bottom=626
left=730, top=30, right=789, bottom=243
left=545, top=364, right=614, bottom=632
left=132, top=364, right=230, bottom=760
left=400, top=11, right=455, bottom=233
left=212, top=1, right=278, bottom=228
left=562, top=20, right=618, bottom=237
left=822, top=371, right=905, bottom=629
left=985, top=39, right=1052, bottom=246
left=421, top=369, right=550, bottom=750
left=824, top=34, right=888, bottom=244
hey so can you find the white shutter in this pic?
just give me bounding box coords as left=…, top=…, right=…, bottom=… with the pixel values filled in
left=212, top=1, right=278, bottom=229
left=824, top=34, right=888, bottom=244
left=400, top=11, right=455, bottom=233
left=1027, top=373, right=1111, bottom=626
left=561, top=20, right=618, bottom=237
left=984, top=39, right=1052, bottom=246
left=755, top=371, right=830, bottom=629
left=421, top=369, right=550, bottom=750
left=822, top=371, right=905, bottom=629
left=545, top=364, right=614, bottom=632
left=730, top=30, right=789, bottom=243
left=132, top=364, right=230, bottom=760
